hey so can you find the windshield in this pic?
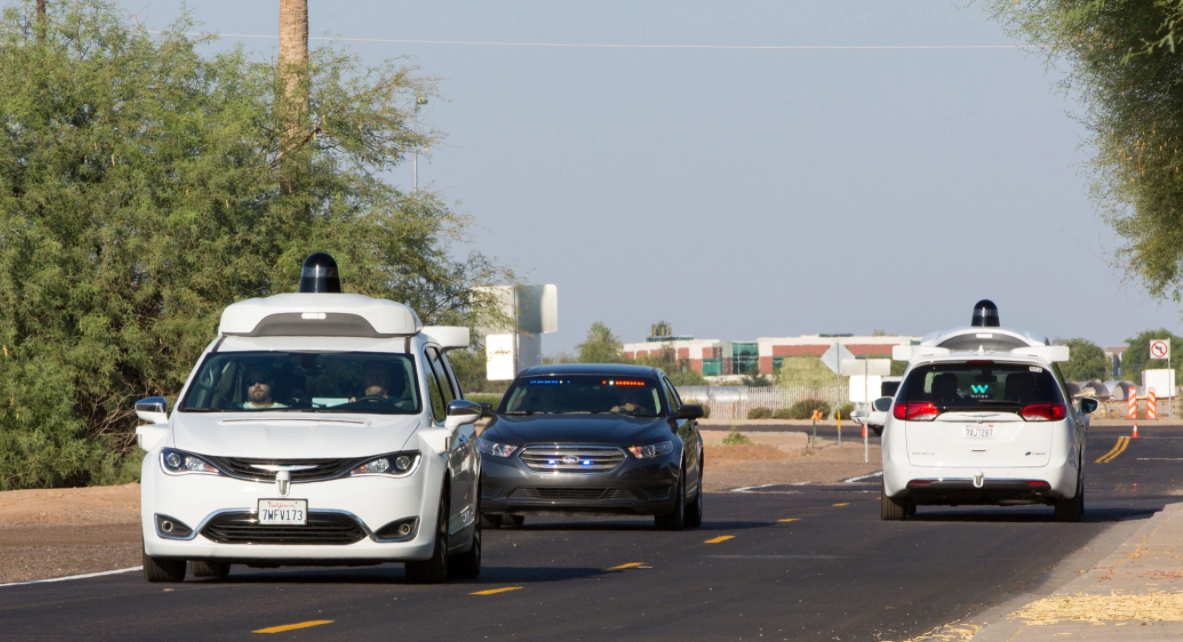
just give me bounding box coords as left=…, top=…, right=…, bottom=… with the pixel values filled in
left=499, top=375, right=665, bottom=417
left=899, top=362, right=1064, bottom=410
left=180, top=351, right=421, bottom=414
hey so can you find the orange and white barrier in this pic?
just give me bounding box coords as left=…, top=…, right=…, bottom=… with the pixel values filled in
left=1148, top=388, right=1157, bottom=420
left=1128, top=390, right=1138, bottom=420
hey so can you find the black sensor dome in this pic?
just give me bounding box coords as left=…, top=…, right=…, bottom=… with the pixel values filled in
left=299, top=252, right=341, bottom=293
left=971, top=299, right=999, bottom=328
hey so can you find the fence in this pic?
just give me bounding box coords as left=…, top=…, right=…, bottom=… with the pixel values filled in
left=677, top=386, right=851, bottom=421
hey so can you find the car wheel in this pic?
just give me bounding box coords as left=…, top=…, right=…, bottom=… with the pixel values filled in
left=1054, top=476, right=1084, bottom=523
left=189, top=561, right=230, bottom=579
left=480, top=513, right=502, bottom=529
left=406, top=492, right=449, bottom=584
left=872, top=427, right=883, bottom=437
left=502, top=514, right=524, bottom=529
left=655, top=473, right=686, bottom=531
left=880, top=481, right=908, bottom=521
left=449, top=510, right=481, bottom=580
left=684, top=458, right=704, bottom=528
left=142, top=548, right=186, bottom=583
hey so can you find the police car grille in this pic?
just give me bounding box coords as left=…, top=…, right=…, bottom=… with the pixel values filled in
left=203, top=457, right=360, bottom=483
left=200, top=511, right=367, bottom=545
left=519, top=447, right=626, bottom=473
left=509, top=488, right=636, bottom=501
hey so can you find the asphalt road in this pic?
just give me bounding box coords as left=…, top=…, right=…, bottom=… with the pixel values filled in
left=1, top=424, right=1176, bottom=641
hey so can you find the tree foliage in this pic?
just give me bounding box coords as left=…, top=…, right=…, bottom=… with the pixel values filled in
left=632, top=345, right=708, bottom=386
left=1121, top=328, right=1183, bottom=383
left=0, top=1, right=508, bottom=489
left=1058, top=338, right=1112, bottom=381
left=983, top=1, right=1183, bottom=300
left=577, top=322, right=624, bottom=364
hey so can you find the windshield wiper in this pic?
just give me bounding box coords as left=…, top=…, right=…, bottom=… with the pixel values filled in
left=502, top=410, right=547, bottom=415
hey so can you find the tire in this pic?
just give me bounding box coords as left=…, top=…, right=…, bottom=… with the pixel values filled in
left=655, top=473, right=686, bottom=531
left=480, top=513, right=502, bottom=529
left=142, top=549, right=186, bottom=583
left=406, top=493, right=449, bottom=584
left=872, top=427, right=883, bottom=437
left=684, top=458, right=704, bottom=529
left=880, top=481, right=908, bottom=521
left=1054, top=476, right=1084, bottom=523
left=449, top=512, right=481, bottom=580
left=502, top=514, right=524, bottom=529
left=189, top=561, right=230, bottom=579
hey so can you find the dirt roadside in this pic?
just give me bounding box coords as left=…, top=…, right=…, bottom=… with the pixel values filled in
left=0, top=428, right=879, bottom=585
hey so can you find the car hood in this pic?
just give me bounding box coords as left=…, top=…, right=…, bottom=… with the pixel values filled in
left=484, top=414, right=674, bottom=446
left=171, top=412, right=421, bottom=458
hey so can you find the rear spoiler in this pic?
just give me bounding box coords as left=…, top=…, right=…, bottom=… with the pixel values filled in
left=892, top=344, right=1069, bottom=363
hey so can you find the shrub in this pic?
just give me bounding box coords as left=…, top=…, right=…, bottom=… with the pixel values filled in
left=835, top=403, right=855, bottom=421
left=786, top=399, right=832, bottom=420
left=465, top=393, right=503, bottom=407
left=747, top=406, right=772, bottom=419
left=722, top=426, right=751, bottom=445
left=701, top=403, right=712, bottom=419
left=771, top=408, right=795, bottom=420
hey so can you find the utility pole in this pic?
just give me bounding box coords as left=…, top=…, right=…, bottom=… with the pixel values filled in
left=278, top=0, right=310, bottom=199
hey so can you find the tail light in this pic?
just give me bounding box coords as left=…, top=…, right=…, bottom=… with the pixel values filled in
left=1020, top=403, right=1067, bottom=422
left=893, top=402, right=938, bottom=421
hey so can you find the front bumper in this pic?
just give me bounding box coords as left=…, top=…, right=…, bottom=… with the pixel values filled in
left=481, top=448, right=680, bottom=516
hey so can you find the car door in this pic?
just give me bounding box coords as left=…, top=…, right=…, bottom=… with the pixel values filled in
left=425, top=346, right=474, bottom=548
left=439, top=350, right=481, bottom=507
left=664, top=377, right=701, bottom=496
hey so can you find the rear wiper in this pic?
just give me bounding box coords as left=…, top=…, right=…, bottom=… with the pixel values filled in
left=973, top=400, right=1022, bottom=406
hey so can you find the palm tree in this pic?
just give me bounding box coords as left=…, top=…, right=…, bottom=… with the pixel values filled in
left=278, top=0, right=309, bottom=196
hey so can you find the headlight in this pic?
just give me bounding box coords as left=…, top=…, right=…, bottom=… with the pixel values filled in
left=628, top=441, right=673, bottom=459
left=477, top=438, right=518, bottom=458
left=350, top=452, right=420, bottom=476
left=160, top=448, right=221, bottom=476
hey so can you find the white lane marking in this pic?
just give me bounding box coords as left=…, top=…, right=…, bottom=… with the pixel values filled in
left=1137, top=458, right=1183, bottom=461
left=842, top=471, right=884, bottom=483
left=0, top=566, right=142, bottom=588
left=730, top=483, right=778, bottom=493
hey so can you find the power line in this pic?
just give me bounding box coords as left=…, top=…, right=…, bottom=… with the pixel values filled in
left=158, top=31, right=1031, bottom=51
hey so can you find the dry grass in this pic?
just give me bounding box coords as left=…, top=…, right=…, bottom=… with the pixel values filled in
left=1009, top=591, right=1183, bottom=625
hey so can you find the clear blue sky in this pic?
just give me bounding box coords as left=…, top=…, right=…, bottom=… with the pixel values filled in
left=115, top=0, right=1182, bottom=352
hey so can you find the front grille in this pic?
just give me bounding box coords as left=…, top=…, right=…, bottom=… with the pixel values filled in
left=509, top=488, right=637, bottom=502
left=203, top=457, right=360, bottom=483
left=200, top=511, right=367, bottom=545
left=519, top=446, right=626, bottom=473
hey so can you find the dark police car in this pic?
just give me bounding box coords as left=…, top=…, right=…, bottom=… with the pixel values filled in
left=478, top=364, right=705, bottom=530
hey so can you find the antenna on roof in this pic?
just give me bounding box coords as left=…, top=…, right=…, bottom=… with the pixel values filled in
left=971, top=299, right=999, bottom=328
left=299, top=252, right=341, bottom=293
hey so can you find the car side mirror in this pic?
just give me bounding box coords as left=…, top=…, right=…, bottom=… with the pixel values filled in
left=445, top=399, right=483, bottom=430
left=873, top=397, right=893, bottom=412
left=135, top=396, right=169, bottom=425
left=673, top=404, right=704, bottom=420
left=478, top=402, right=494, bottom=418
left=1079, top=397, right=1099, bottom=415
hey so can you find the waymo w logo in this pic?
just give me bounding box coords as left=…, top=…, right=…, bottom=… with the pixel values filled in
left=970, top=384, right=989, bottom=394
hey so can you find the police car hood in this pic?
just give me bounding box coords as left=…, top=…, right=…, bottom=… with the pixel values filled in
left=171, top=412, right=421, bottom=458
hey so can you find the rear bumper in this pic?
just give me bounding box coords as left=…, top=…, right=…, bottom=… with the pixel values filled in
left=896, top=479, right=1057, bottom=506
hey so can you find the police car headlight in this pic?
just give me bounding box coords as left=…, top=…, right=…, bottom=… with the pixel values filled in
left=350, top=452, right=419, bottom=476
left=629, top=441, right=673, bottom=459
left=160, top=448, right=221, bottom=476
left=477, top=439, right=517, bottom=458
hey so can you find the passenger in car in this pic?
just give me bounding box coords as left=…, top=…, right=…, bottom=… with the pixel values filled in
left=242, top=368, right=288, bottom=410
left=931, top=372, right=963, bottom=407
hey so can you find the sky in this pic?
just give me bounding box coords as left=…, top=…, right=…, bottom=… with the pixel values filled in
left=112, top=0, right=1183, bottom=352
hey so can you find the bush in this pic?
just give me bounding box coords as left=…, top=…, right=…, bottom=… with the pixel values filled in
left=747, top=406, right=772, bottom=419
left=465, top=393, right=503, bottom=407
left=771, top=408, right=795, bottom=420
left=786, top=399, right=832, bottom=420
left=722, top=426, right=751, bottom=445
left=835, top=403, right=855, bottom=421
left=700, top=403, right=712, bottom=419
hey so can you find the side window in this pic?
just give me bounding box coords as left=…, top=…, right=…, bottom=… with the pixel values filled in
left=440, top=352, right=464, bottom=399
left=662, top=378, right=680, bottom=412
left=426, top=348, right=456, bottom=405
left=423, top=351, right=447, bottom=422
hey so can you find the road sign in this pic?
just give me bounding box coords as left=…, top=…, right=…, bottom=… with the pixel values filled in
left=840, top=358, right=891, bottom=377
left=820, top=343, right=855, bottom=375
left=1151, top=339, right=1171, bottom=361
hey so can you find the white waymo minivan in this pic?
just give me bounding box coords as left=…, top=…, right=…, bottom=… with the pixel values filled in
left=880, top=300, right=1098, bottom=522
left=136, top=253, right=483, bottom=583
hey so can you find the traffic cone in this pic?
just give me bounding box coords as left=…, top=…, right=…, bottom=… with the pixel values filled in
left=1132, top=424, right=1140, bottom=439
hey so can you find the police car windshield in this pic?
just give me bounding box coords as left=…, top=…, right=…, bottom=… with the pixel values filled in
left=899, top=362, right=1064, bottom=410
left=500, top=375, right=664, bottom=417
left=179, top=352, right=421, bottom=414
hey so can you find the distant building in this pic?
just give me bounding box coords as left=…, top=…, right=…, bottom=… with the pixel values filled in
left=1104, top=345, right=1127, bottom=378
left=623, top=334, right=920, bottom=376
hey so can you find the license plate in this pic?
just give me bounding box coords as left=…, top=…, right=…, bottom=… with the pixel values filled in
left=964, top=425, right=994, bottom=439
left=258, top=499, right=307, bottom=525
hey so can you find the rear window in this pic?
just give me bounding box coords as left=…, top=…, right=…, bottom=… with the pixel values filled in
left=899, top=362, right=1064, bottom=410
left=499, top=375, right=665, bottom=417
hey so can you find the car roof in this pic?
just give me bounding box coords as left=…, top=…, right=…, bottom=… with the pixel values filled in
left=517, top=363, right=662, bottom=378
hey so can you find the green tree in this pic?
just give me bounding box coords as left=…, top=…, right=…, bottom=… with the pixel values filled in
left=983, top=1, right=1183, bottom=301
left=1121, top=329, right=1183, bottom=384
left=633, top=345, right=707, bottom=386
left=0, top=1, right=508, bottom=489
left=577, top=322, right=624, bottom=364
left=1058, top=338, right=1112, bottom=381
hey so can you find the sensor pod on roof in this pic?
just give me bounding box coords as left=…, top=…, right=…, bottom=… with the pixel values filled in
left=971, top=299, right=999, bottom=328
left=299, top=252, right=341, bottom=293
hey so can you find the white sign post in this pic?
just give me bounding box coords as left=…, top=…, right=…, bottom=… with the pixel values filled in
left=821, top=343, right=855, bottom=446
left=1150, top=340, right=1172, bottom=417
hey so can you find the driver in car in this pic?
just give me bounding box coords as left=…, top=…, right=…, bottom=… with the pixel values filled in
left=351, top=361, right=410, bottom=409
left=242, top=367, right=287, bottom=410
left=610, top=387, right=650, bottom=416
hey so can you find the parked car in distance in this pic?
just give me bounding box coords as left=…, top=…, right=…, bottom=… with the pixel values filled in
left=478, top=364, right=705, bottom=530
